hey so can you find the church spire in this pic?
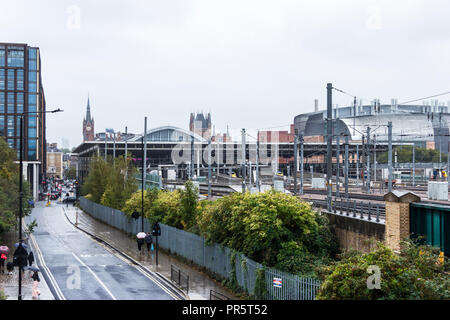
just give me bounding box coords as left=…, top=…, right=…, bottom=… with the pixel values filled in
left=86, top=95, right=92, bottom=122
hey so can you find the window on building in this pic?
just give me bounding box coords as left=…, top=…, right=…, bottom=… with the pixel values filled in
left=7, top=69, right=14, bottom=90
left=7, top=117, right=14, bottom=137
left=28, top=116, right=36, bottom=127
left=7, top=50, right=24, bottom=67
left=0, top=49, right=5, bottom=67
left=28, top=59, right=36, bottom=70
left=0, top=69, right=4, bottom=90
left=28, top=93, right=36, bottom=106
left=28, top=48, right=37, bottom=60
left=16, top=70, right=24, bottom=90
left=7, top=93, right=14, bottom=113
left=0, top=116, right=4, bottom=136
left=0, top=92, right=4, bottom=113
left=28, top=82, right=37, bottom=92
left=28, top=127, right=36, bottom=138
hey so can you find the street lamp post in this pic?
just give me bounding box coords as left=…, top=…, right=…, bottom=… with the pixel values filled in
left=16, top=108, right=63, bottom=300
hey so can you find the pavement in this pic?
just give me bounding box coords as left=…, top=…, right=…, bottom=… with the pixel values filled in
left=63, top=205, right=237, bottom=300
left=23, top=201, right=180, bottom=300
left=0, top=228, right=54, bottom=300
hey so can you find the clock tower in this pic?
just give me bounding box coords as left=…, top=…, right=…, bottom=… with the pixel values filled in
left=83, top=96, right=95, bottom=141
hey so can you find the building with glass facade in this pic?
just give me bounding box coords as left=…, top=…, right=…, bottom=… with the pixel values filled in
left=0, top=42, right=46, bottom=199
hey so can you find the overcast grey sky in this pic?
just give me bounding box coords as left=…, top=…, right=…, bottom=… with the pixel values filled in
left=1, top=0, right=449, bottom=148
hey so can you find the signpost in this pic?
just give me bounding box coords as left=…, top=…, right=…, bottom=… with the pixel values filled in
left=152, top=222, right=161, bottom=266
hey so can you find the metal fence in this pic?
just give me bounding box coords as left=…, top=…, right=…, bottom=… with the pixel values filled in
left=171, top=265, right=189, bottom=293
left=80, top=197, right=321, bottom=300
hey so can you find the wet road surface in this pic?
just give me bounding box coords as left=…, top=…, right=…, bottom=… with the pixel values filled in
left=25, top=201, right=177, bottom=300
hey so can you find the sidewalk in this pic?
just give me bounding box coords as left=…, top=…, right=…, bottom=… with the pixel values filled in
left=0, top=229, right=54, bottom=300
left=63, top=206, right=238, bottom=300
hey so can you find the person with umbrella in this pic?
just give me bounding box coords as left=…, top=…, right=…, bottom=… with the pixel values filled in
left=136, top=232, right=146, bottom=252
left=30, top=268, right=40, bottom=299
left=144, top=232, right=153, bottom=252
left=0, top=245, right=9, bottom=274
left=0, top=253, right=6, bottom=274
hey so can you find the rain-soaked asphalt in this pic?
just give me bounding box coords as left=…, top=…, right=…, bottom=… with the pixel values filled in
left=24, top=201, right=176, bottom=300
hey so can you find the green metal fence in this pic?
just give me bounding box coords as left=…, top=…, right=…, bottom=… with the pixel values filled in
left=410, top=202, right=450, bottom=256
left=80, top=197, right=322, bottom=300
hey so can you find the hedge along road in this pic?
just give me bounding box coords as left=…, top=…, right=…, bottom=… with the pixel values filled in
left=24, top=201, right=179, bottom=300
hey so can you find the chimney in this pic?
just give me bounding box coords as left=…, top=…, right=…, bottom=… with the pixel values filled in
left=314, top=99, right=319, bottom=112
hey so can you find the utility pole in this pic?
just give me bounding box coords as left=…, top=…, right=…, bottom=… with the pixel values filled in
left=143, top=117, right=148, bottom=191
left=208, top=139, right=212, bottom=198
left=373, top=134, right=376, bottom=184
left=256, top=136, right=260, bottom=192
left=388, top=121, right=393, bottom=192
left=353, top=96, right=356, bottom=137
left=191, top=136, right=194, bottom=180
left=141, top=136, right=144, bottom=232
left=217, top=141, right=220, bottom=182
left=336, top=119, right=340, bottom=198
left=361, top=135, right=365, bottom=191
left=356, top=144, right=359, bottom=187
left=104, top=132, right=107, bottom=161
left=125, top=126, right=128, bottom=163
left=366, top=127, right=371, bottom=193
left=326, top=83, right=333, bottom=211
left=300, top=134, right=304, bottom=195
left=345, top=133, right=349, bottom=199
left=412, top=143, right=415, bottom=186
left=294, top=134, right=298, bottom=195
left=241, top=128, right=246, bottom=193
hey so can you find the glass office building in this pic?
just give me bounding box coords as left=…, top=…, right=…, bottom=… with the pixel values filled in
left=0, top=42, right=46, bottom=199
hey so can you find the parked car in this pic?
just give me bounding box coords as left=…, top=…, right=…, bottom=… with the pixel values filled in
left=63, top=196, right=77, bottom=204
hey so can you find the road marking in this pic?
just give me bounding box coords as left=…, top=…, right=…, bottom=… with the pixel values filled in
left=62, top=206, right=182, bottom=300
left=70, top=252, right=117, bottom=300
left=27, top=219, right=66, bottom=300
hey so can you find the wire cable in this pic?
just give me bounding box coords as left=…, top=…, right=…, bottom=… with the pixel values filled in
left=398, top=91, right=450, bottom=105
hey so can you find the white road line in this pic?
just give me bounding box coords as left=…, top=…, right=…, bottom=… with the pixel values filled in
left=63, top=207, right=181, bottom=300
left=27, top=219, right=66, bottom=300
left=70, top=252, right=117, bottom=300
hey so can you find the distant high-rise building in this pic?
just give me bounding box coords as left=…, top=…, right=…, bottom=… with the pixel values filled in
left=0, top=42, right=46, bottom=199
left=83, top=96, right=95, bottom=141
left=189, top=112, right=211, bottom=139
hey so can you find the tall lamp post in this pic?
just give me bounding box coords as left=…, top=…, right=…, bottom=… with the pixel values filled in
left=16, top=108, right=63, bottom=300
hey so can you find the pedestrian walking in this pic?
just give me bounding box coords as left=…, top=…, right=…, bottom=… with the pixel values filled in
left=136, top=232, right=146, bottom=252
left=144, top=232, right=153, bottom=252
left=0, top=253, right=6, bottom=274
left=6, top=262, right=14, bottom=275
left=27, top=251, right=34, bottom=266
left=31, top=271, right=40, bottom=299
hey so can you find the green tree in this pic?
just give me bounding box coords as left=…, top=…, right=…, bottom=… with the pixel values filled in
left=65, top=167, right=77, bottom=180
left=179, top=180, right=199, bottom=231
left=81, top=155, right=113, bottom=203
left=100, top=156, right=138, bottom=210
left=122, top=189, right=152, bottom=219
left=316, top=241, right=450, bottom=300
left=0, top=137, right=33, bottom=233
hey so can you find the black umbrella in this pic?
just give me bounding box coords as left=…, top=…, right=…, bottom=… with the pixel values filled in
left=26, top=266, right=40, bottom=272
left=14, top=243, right=28, bottom=250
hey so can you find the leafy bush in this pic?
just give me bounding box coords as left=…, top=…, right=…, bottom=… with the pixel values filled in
left=316, top=241, right=450, bottom=300
left=197, top=190, right=338, bottom=275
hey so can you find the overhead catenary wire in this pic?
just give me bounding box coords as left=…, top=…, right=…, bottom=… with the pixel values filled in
left=398, top=91, right=450, bottom=105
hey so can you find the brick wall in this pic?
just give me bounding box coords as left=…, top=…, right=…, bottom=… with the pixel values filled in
left=385, top=202, right=410, bottom=252
left=325, top=213, right=385, bottom=253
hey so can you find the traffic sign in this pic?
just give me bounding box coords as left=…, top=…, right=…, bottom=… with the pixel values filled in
left=152, top=222, right=161, bottom=236
left=273, top=278, right=282, bottom=288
